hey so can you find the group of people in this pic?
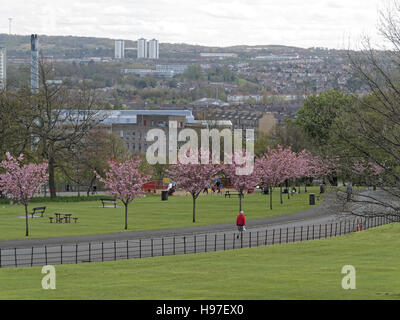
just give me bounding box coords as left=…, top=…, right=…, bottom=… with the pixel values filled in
left=203, top=179, right=223, bottom=194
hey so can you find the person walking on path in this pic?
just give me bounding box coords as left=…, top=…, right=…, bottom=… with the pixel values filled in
left=236, top=211, right=246, bottom=239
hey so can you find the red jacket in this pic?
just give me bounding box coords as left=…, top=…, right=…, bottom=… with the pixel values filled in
left=236, top=213, right=246, bottom=226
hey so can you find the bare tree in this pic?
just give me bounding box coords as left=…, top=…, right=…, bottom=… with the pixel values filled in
left=30, top=60, right=104, bottom=197
left=332, top=0, right=400, bottom=220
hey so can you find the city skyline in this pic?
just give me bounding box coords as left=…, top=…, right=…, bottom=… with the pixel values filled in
left=0, top=0, right=388, bottom=49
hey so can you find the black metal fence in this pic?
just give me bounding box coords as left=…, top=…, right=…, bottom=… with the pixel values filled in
left=1, top=215, right=398, bottom=268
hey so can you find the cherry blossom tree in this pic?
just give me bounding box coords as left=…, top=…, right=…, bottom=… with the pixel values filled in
left=223, top=149, right=261, bottom=211
left=0, top=152, right=48, bottom=236
left=257, top=145, right=298, bottom=209
left=95, top=157, right=150, bottom=230
left=167, top=149, right=220, bottom=223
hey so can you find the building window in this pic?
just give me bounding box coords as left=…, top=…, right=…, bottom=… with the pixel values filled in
left=144, top=120, right=147, bottom=126
left=132, top=130, right=135, bottom=136
left=132, top=144, right=135, bottom=152
left=120, top=130, right=124, bottom=137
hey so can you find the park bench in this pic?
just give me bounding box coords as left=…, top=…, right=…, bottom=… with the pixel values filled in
left=30, top=206, right=46, bottom=218
left=100, top=198, right=117, bottom=208
left=224, top=191, right=244, bottom=198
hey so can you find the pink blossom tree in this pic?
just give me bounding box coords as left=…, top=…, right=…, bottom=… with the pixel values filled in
left=167, top=149, right=220, bottom=223
left=0, top=152, right=48, bottom=236
left=223, top=149, right=261, bottom=211
left=256, top=145, right=298, bottom=210
left=95, top=157, right=150, bottom=230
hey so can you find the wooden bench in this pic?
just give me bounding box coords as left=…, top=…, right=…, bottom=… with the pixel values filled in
left=224, top=191, right=244, bottom=198
left=100, top=198, right=117, bottom=208
left=30, top=206, right=46, bottom=218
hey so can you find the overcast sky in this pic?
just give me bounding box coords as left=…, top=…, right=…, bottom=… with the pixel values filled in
left=0, top=0, right=387, bottom=48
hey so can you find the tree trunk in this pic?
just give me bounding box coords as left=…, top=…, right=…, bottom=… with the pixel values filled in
left=280, top=185, right=283, bottom=204
left=48, top=156, right=57, bottom=198
left=239, top=190, right=243, bottom=212
left=287, top=180, right=290, bottom=200
left=270, top=187, right=273, bottom=210
left=24, top=203, right=29, bottom=237
left=192, top=196, right=196, bottom=223
left=124, top=202, right=128, bottom=230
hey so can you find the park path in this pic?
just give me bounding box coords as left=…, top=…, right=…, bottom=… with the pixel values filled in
left=1, top=191, right=395, bottom=268
left=0, top=192, right=341, bottom=249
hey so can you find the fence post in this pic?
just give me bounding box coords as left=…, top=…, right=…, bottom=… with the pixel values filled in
left=233, top=232, right=236, bottom=249
left=151, top=238, right=154, bottom=257
left=173, top=237, right=176, bottom=255
left=184, top=237, right=186, bottom=254
left=306, top=226, right=309, bottom=241
left=162, top=238, right=165, bottom=256
left=293, top=227, right=296, bottom=242
left=330, top=224, right=333, bottom=237
left=319, top=224, right=321, bottom=239
left=44, top=246, right=47, bottom=266
left=300, top=226, right=303, bottom=241
left=249, top=232, right=252, bottom=248
left=240, top=232, right=243, bottom=248
left=89, top=243, right=91, bottom=262
left=31, top=247, right=34, bottom=267
left=340, top=222, right=342, bottom=235
left=139, top=239, right=142, bottom=258
left=102, top=242, right=104, bottom=261
left=265, top=229, right=268, bottom=245
left=127, top=240, right=129, bottom=259
left=75, top=244, right=78, bottom=264
left=114, top=241, right=117, bottom=260
left=286, top=227, right=289, bottom=243
left=325, top=224, right=328, bottom=238
left=279, top=228, right=282, bottom=244
left=224, top=233, right=226, bottom=250
left=312, top=225, right=315, bottom=240
left=214, top=234, right=217, bottom=251
left=61, top=245, right=63, bottom=265
left=272, top=229, right=275, bottom=245
left=257, top=231, right=259, bottom=247
left=194, top=235, right=196, bottom=254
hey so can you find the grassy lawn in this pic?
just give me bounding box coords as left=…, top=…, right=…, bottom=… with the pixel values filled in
left=0, top=187, right=321, bottom=241
left=0, top=223, right=399, bottom=300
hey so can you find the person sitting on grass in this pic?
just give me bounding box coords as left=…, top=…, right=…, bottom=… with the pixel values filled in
left=236, top=210, right=246, bottom=239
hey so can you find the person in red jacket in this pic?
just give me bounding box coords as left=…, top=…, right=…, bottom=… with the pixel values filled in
left=236, top=211, right=246, bottom=239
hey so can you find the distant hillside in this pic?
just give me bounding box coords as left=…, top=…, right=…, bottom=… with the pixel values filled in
left=0, top=33, right=310, bottom=59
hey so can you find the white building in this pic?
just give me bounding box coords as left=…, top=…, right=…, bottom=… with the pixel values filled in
left=148, top=39, right=159, bottom=59
left=114, top=40, right=125, bottom=59
left=137, top=38, right=147, bottom=59
left=0, top=48, right=5, bottom=90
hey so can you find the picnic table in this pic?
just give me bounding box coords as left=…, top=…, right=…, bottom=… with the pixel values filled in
left=50, top=213, right=78, bottom=223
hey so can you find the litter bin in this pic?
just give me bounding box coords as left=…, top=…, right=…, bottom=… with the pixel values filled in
left=309, top=193, right=315, bottom=205
left=320, top=184, right=325, bottom=194
left=263, top=186, right=269, bottom=195
left=161, top=190, right=168, bottom=201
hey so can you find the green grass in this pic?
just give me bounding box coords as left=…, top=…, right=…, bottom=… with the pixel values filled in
left=0, top=187, right=322, bottom=241
left=0, top=223, right=399, bottom=300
